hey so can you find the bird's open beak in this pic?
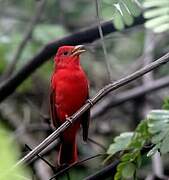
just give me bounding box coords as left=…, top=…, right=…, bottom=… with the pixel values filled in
left=71, top=45, right=86, bottom=56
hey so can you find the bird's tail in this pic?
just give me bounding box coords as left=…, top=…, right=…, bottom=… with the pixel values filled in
left=58, top=137, right=78, bottom=165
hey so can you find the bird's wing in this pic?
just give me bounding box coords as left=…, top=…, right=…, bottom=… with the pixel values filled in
left=50, top=88, right=60, bottom=128
left=81, top=90, right=90, bottom=142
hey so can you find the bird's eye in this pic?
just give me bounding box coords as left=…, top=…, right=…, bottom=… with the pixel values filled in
left=63, top=51, right=68, bottom=56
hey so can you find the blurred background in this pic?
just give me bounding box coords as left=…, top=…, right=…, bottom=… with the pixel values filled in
left=0, top=0, right=169, bottom=179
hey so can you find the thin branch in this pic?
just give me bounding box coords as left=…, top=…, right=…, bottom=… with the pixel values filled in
left=88, top=137, right=106, bottom=151
left=84, top=159, right=119, bottom=180
left=0, top=15, right=145, bottom=103
left=95, top=0, right=112, bottom=81
left=25, top=144, right=56, bottom=173
left=49, top=154, right=103, bottom=180
left=3, top=0, right=47, bottom=78
left=28, top=140, right=60, bottom=165
left=15, top=51, right=169, bottom=167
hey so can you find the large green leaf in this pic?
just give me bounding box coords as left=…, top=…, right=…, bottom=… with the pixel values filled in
left=107, top=132, right=133, bottom=155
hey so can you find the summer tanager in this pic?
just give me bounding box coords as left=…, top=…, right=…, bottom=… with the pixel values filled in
left=50, top=45, right=90, bottom=165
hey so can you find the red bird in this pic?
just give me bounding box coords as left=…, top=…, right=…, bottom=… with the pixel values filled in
left=50, top=45, right=90, bottom=165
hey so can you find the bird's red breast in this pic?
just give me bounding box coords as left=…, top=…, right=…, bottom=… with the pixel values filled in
left=51, top=67, right=88, bottom=122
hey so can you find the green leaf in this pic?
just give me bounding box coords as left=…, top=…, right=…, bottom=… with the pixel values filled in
left=129, top=138, right=144, bottom=148
left=109, top=120, right=149, bottom=179
left=136, top=152, right=142, bottom=167
left=136, top=119, right=150, bottom=138
left=153, top=23, right=169, bottom=33
left=107, top=132, right=133, bottom=155
left=122, top=162, right=136, bottom=178
left=148, top=121, right=167, bottom=134
left=145, top=15, right=169, bottom=28
left=151, top=130, right=168, bottom=144
left=119, top=1, right=134, bottom=26
left=115, top=151, right=140, bottom=180
left=147, top=110, right=169, bottom=121
left=113, top=9, right=125, bottom=30
left=144, top=7, right=169, bottom=18
left=101, top=3, right=116, bottom=20
left=143, top=0, right=169, bottom=8
left=114, top=171, right=121, bottom=180
left=124, top=0, right=141, bottom=17
left=121, top=151, right=141, bottom=162
left=129, top=120, right=150, bottom=149
left=121, top=153, right=134, bottom=161
left=115, top=162, right=127, bottom=180
left=160, top=132, right=169, bottom=154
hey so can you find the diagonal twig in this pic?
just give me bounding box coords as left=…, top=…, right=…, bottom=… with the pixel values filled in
left=49, top=154, right=103, bottom=180
left=88, top=137, right=106, bottom=151
left=84, top=159, right=119, bottom=180
left=25, top=144, right=56, bottom=173
left=14, top=51, right=169, bottom=167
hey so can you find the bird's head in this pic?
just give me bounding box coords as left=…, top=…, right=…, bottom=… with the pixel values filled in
left=54, top=45, right=86, bottom=68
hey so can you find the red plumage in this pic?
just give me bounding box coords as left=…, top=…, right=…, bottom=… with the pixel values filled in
left=50, top=45, right=90, bottom=165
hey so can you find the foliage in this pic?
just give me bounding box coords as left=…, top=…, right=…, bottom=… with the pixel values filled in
left=107, top=120, right=149, bottom=179
left=147, top=110, right=169, bottom=155
left=0, top=125, right=30, bottom=180
left=106, top=108, right=169, bottom=179
left=143, top=0, right=169, bottom=33
left=101, top=0, right=141, bottom=30
left=106, top=132, right=133, bottom=160
left=101, top=0, right=169, bottom=33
